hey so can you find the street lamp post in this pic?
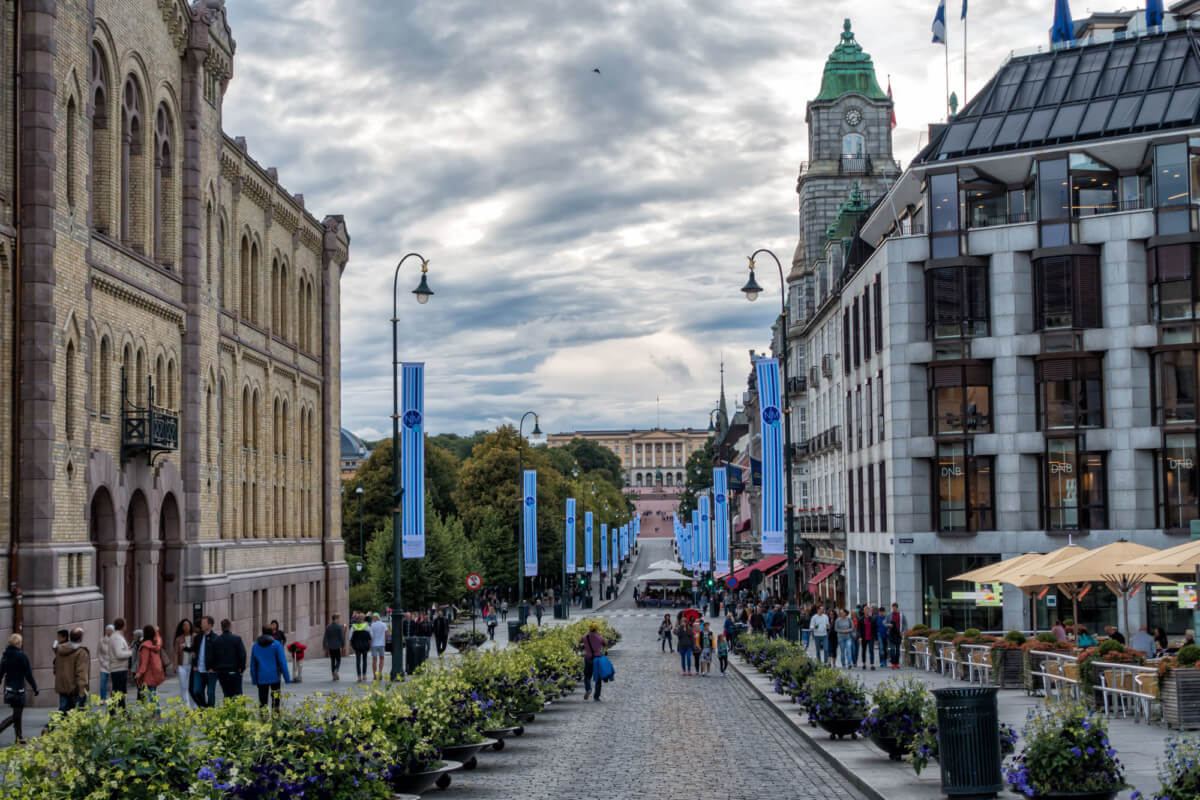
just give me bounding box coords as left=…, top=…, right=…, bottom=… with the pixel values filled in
left=390, top=253, right=435, bottom=680
left=516, top=411, right=541, bottom=624
left=740, top=248, right=801, bottom=642
left=356, top=482, right=364, bottom=558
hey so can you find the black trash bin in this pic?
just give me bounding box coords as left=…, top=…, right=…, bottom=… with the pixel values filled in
left=507, top=620, right=526, bottom=644
left=405, top=636, right=431, bottom=676
left=582, top=594, right=593, bottom=609
left=554, top=601, right=568, bottom=619
left=933, top=687, right=1002, bottom=798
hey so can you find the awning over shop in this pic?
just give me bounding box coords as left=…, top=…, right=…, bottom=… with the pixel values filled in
left=808, top=562, right=840, bottom=591
left=718, top=554, right=786, bottom=583
left=765, top=561, right=789, bottom=579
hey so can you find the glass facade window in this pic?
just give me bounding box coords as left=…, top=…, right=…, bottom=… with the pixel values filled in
left=921, top=554, right=1002, bottom=632
left=1150, top=244, right=1200, bottom=322
left=935, top=442, right=994, bottom=532
left=1038, top=158, right=1071, bottom=247
left=1008, top=187, right=1029, bottom=223
left=1155, top=350, right=1198, bottom=424
left=1037, top=357, right=1103, bottom=430
left=1033, top=255, right=1102, bottom=330
left=1156, top=141, right=1192, bottom=235
left=926, top=266, right=989, bottom=339
left=962, top=181, right=1007, bottom=228
left=1159, top=433, right=1199, bottom=529
left=1043, top=438, right=1106, bottom=531
left=1069, top=153, right=1117, bottom=216
left=929, top=363, right=992, bottom=434
left=929, top=172, right=960, bottom=259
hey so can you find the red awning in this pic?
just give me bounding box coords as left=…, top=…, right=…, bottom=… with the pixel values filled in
left=765, top=561, right=789, bottom=579
left=807, top=562, right=840, bottom=591
left=720, top=554, right=787, bottom=583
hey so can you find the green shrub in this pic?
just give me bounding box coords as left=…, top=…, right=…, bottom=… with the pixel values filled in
left=1005, top=630, right=1027, bottom=644
left=964, top=628, right=981, bottom=638
left=348, top=582, right=377, bottom=615
left=803, top=669, right=868, bottom=723
left=1177, top=644, right=1200, bottom=666
left=1036, top=632, right=1058, bottom=644
left=912, top=623, right=930, bottom=632
left=1096, top=639, right=1125, bottom=656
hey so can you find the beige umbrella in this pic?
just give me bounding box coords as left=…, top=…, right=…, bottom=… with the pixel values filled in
left=1033, top=541, right=1172, bottom=640
left=1003, top=546, right=1093, bottom=634
left=1118, top=538, right=1200, bottom=577
left=949, top=553, right=1046, bottom=584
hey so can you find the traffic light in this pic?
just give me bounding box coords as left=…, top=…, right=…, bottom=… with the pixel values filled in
left=705, top=576, right=715, bottom=589
left=579, top=576, right=587, bottom=587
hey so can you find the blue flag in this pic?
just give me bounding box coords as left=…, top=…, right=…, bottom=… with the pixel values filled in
left=600, top=524, right=608, bottom=572
left=523, top=470, right=538, bottom=577
left=1051, top=0, right=1074, bottom=44
left=932, top=0, right=947, bottom=43
left=565, top=498, right=576, bottom=574
left=401, top=363, right=425, bottom=558
left=755, top=358, right=786, bottom=555
left=611, top=533, right=618, bottom=575
left=961, top=0, right=967, bottom=19
left=691, top=510, right=702, bottom=572
left=699, top=495, right=712, bottom=572
left=1147, top=0, right=1163, bottom=27
left=585, top=511, right=594, bottom=573
left=714, top=468, right=730, bottom=575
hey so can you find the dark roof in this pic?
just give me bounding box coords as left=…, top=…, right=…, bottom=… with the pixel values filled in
left=814, top=19, right=888, bottom=102
left=917, top=28, right=1200, bottom=163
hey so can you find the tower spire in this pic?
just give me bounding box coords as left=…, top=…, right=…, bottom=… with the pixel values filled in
left=718, top=355, right=730, bottom=435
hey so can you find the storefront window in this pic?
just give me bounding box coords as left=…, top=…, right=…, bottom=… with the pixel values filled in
left=935, top=442, right=993, bottom=532
left=921, top=554, right=1002, bottom=632
left=930, top=363, right=992, bottom=434
left=1044, top=438, right=1107, bottom=531
left=1160, top=433, right=1199, bottom=529
left=1155, top=350, right=1198, bottom=424
left=1037, top=357, right=1103, bottom=429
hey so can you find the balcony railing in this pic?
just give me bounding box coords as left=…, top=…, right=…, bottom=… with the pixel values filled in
left=787, top=441, right=810, bottom=461
left=121, top=373, right=178, bottom=465
left=793, top=510, right=846, bottom=536
left=805, top=425, right=841, bottom=455
left=787, top=375, right=806, bottom=395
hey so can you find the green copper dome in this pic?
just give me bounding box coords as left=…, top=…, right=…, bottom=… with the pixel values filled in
left=814, top=19, right=888, bottom=102
left=824, top=183, right=871, bottom=243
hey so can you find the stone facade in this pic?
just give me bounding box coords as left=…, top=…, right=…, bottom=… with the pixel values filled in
left=0, top=0, right=349, bottom=699
left=545, top=428, right=709, bottom=489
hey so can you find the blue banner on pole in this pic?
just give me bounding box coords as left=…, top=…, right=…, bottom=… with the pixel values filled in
left=691, top=510, right=702, bottom=572
left=699, top=495, right=712, bottom=572
left=611, top=532, right=618, bottom=574
left=523, top=470, right=538, bottom=577
left=600, top=524, right=608, bottom=572
left=585, top=511, right=594, bottom=573
left=565, top=498, right=576, bottom=574
left=401, top=363, right=425, bottom=558
left=755, top=358, right=786, bottom=555
left=714, top=467, right=730, bottom=575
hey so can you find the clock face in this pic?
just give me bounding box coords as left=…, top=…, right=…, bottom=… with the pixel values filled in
left=845, top=107, right=863, bottom=127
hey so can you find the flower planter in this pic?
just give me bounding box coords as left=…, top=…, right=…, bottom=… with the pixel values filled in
left=815, top=717, right=865, bottom=740
left=1025, top=792, right=1118, bottom=800
left=389, top=760, right=461, bottom=796
left=1162, top=668, right=1200, bottom=729
left=993, top=649, right=1024, bottom=688
left=867, top=732, right=907, bottom=760
left=441, top=738, right=496, bottom=770
left=518, top=711, right=536, bottom=724
left=482, top=725, right=520, bottom=750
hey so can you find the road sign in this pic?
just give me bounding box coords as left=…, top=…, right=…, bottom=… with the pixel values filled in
left=726, top=576, right=738, bottom=589
left=465, top=573, right=482, bottom=591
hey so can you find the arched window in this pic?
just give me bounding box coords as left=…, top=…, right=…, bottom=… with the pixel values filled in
left=153, top=105, right=175, bottom=267
left=298, top=278, right=308, bottom=349
left=219, top=378, right=227, bottom=536
left=843, top=133, right=865, bottom=156
left=250, top=242, right=260, bottom=325
left=66, top=96, right=77, bottom=210
left=90, top=43, right=112, bottom=234
left=239, top=235, right=250, bottom=317
left=166, top=357, right=175, bottom=409
left=242, top=386, right=251, bottom=448
left=306, top=280, right=315, bottom=351
left=121, top=343, right=132, bottom=407
left=271, top=258, right=280, bottom=332
left=120, top=77, right=145, bottom=249
left=154, top=354, right=164, bottom=406
left=252, top=389, right=260, bottom=452
left=273, top=397, right=281, bottom=456
left=134, top=347, right=146, bottom=406
left=279, top=263, right=288, bottom=340
left=218, top=215, right=227, bottom=302
left=205, top=202, right=213, bottom=285
left=65, top=341, right=76, bottom=440
left=98, top=336, right=111, bottom=415
left=205, top=384, right=213, bottom=465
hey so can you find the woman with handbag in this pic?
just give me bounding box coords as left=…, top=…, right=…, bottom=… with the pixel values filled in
left=580, top=623, right=607, bottom=701
left=134, top=625, right=167, bottom=709
left=173, top=619, right=196, bottom=708
left=0, top=634, right=38, bottom=742
left=658, top=614, right=673, bottom=653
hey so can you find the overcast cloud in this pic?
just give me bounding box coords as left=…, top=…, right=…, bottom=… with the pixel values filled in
left=222, top=0, right=1052, bottom=438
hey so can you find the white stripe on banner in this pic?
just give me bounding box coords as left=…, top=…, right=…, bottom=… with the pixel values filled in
left=699, top=495, right=712, bottom=573
left=585, top=511, right=594, bottom=573
left=755, top=358, right=786, bottom=554
left=523, top=470, right=538, bottom=577
left=600, top=524, right=608, bottom=572
left=565, top=498, right=576, bottom=574
left=691, top=511, right=702, bottom=572
left=401, top=363, right=425, bottom=558
left=714, top=467, right=730, bottom=575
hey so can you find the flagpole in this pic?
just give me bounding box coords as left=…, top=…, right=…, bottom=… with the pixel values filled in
left=963, top=16, right=968, bottom=103
left=944, top=42, right=950, bottom=119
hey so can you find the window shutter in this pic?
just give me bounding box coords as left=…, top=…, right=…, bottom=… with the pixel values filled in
left=931, top=268, right=962, bottom=322
left=1039, top=358, right=1075, bottom=381
left=965, top=363, right=992, bottom=386
left=1077, top=355, right=1103, bottom=380
left=862, top=289, right=872, bottom=363
left=933, top=366, right=962, bottom=387
left=843, top=309, right=851, bottom=375
left=852, top=298, right=861, bottom=367
left=874, top=276, right=883, bottom=352
left=879, top=461, right=887, bottom=532
left=1075, top=255, right=1102, bottom=328
left=1156, top=245, right=1191, bottom=282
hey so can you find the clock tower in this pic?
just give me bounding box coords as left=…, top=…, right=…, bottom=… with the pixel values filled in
left=794, top=19, right=900, bottom=267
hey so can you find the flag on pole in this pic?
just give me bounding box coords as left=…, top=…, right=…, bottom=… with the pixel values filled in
left=1147, top=0, right=1163, bottom=28
left=961, top=0, right=967, bottom=18
left=600, top=523, right=608, bottom=572
left=611, top=533, right=618, bottom=575
left=585, top=511, right=594, bottom=573
left=931, top=0, right=947, bottom=43
left=691, top=510, right=702, bottom=572
left=699, top=495, right=712, bottom=571
left=887, top=76, right=897, bottom=129
left=714, top=467, right=730, bottom=575
left=565, top=498, right=576, bottom=574
left=400, top=363, right=425, bottom=558
left=755, top=358, right=786, bottom=555
left=523, top=470, right=538, bottom=577
left=1051, top=0, right=1074, bottom=44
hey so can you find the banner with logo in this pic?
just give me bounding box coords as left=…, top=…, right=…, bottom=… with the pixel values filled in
left=714, top=467, right=730, bottom=575
left=401, top=363, right=425, bottom=558
left=585, top=511, right=594, bottom=573
left=600, top=524, right=608, bottom=572
left=611, top=532, right=618, bottom=574
left=523, top=470, right=538, bottom=576
left=620, top=524, right=628, bottom=560
left=755, top=358, right=785, bottom=554
left=565, top=498, right=576, bottom=574
left=699, top=494, right=712, bottom=572
left=691, top=510, right=702, bottom=572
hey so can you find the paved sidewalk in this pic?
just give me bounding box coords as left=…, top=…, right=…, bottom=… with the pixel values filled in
left=731, top=646, right=1173, bottom=800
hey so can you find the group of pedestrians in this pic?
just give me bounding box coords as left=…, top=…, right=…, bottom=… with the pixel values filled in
left=662, top=612, right=729, bottom=677
left=802, top=603, right=908, bottom=669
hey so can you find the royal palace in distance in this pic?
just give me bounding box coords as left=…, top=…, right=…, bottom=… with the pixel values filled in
left=0, top=0, right=350, bottom=694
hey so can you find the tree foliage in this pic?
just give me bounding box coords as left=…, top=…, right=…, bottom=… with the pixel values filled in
left=557, top=438, right=624, bottom=487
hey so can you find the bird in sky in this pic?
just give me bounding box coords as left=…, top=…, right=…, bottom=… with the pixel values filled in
left=593, top=68, right=601, bottom=74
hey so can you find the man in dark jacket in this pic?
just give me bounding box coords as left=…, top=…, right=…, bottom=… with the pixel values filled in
left=323, top=614, right=346, bottom=680
left=749, top=605, right=766, bottom=635
left=209, top=618, right=247, bottom=699
left=432, top=610, right=449, bottom=658
left=191, top=616, right=218, bottom=707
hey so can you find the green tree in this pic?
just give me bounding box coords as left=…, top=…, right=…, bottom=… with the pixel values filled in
left=678, top=436, right=715, bottom=519
left=363, top=505, right=478, bottom=611
left=428, top=431, right=488, bottom=462
left=559, top=438, right=624, bottom=487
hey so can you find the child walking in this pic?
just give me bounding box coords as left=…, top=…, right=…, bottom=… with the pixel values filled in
left=717, top=633, right=729, bottom=675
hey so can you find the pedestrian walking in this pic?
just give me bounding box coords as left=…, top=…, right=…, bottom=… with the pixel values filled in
left=835, top=610, right=854, bottom=668
left=534, top=603, right=544, bottom=627
left=749, top=605, right=765, bottom=635
left=323, top=614, right=346, bottom=680
left=691, top=619, right=702, bottom=672
left=97, top=623, right=114, bottom=701
left=858, top=606, right=876, bottom=670
left=886, top=603, right=907, bottom=668
left=723, top=611, right=736, bottom=646
left=717, top=633, right=729, bottom=675
left=0, top=634, right=38, bottom=742
left=173, top=619, right=197, bottom=708
left=129, top=628, right=144, bottom=700
left=676, top=619, right=693, bottom=675
left=659, top=614, right=673, bottom=653
left=269, top=620, right=287, bottom=646
left=810, top=606, right=830, bottom=664
left=799, top=609, right=811, bottom=652
left=251, top=625, right=291, bottom=711
left=134, top=625, right=166, bottom=708
left=433, top=609, right=449, bottom=657
left=349, top=614, right=372, bottom=681
left=698, top=623, right=715, bottom=676
left=580, top=622, right=607, bottom=701
left=500, top=600, right=508, bottom=621
left=369, top=614, right=388, bottom=680
left=191, top=616, right=218, bottom=708
left=210, top=618, right=247, bottom=699
left=769, top=605, right=785, bottom=639
left=53, top=628, right=89, bottom=713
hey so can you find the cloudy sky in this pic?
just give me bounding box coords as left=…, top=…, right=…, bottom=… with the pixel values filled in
left=222, top=0, right=1055, bottom=439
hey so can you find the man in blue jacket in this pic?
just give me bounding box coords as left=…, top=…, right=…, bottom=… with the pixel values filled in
left=250, top=625, right=291, bottom=711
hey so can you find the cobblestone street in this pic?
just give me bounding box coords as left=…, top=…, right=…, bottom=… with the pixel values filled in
left=434, top=538, right=866, bottom=800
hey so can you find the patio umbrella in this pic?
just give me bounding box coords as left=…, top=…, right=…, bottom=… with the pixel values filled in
left=1118, top=537, right=1200, bottom=577
left=949, top=552, right=1045, bottom=584
left=1032, top=541, right=1172, bottom=639
left=635, top=569, right=693, bottom=583
left=649, top=559, right=683, bottom=571
left=1001, top=545, right=1092, bottom=634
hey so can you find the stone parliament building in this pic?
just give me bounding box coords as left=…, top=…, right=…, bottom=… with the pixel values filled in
left=0, top=0, right=349, bottom=694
